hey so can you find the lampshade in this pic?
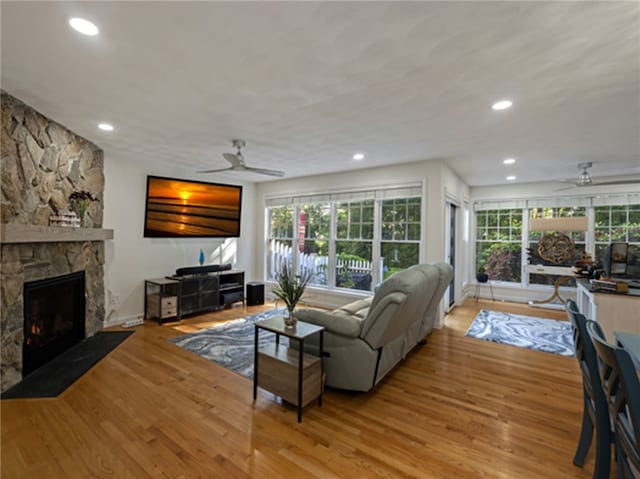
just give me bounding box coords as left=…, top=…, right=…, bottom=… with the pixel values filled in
left=530, top=216, right=588, bottom=232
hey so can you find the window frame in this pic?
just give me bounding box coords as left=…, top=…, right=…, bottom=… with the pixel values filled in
left=473, top=194, right=640, bottom=289
left=266, top=186, right=423, bottom=293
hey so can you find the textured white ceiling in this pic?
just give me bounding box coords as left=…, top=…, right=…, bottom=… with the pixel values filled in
left=2, top=1, right=639, bottom=186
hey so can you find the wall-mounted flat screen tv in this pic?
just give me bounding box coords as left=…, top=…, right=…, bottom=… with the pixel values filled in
left=144, top=175, right=242, bottom=238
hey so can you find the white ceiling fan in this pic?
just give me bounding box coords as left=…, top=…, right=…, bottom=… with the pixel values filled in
left=199, top=140, right=285, bottom=177
left=562, top=162, right=640, bottom=187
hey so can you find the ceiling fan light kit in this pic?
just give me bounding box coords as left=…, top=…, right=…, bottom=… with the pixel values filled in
left=577, top=162, right=593, bottom=186
left=199, top=140, right=285, bottom=178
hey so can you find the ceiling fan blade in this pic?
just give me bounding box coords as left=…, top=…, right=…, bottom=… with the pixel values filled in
left=591, top=179, right=640, bottom=186
left=244, top=166, right=285, bottom=177
left=198, top=167, right=234, bottom=173
left=222, top=153, right=242, bottom=167
left=202, top=140, right=283, bottom=177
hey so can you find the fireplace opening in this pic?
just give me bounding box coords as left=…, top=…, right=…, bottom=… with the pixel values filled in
left=23, top=271, right=86, bottom=376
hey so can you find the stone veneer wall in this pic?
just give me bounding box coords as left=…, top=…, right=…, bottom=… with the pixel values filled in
left=1, top=91, right=106, bottom=392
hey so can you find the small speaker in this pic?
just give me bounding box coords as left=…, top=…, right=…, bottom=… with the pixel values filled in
left=246, top=282, right=264, bottom=306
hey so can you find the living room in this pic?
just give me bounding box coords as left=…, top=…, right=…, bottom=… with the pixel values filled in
left=2, top=2, right=639, bottom=478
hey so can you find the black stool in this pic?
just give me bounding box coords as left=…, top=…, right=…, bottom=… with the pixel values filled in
left=246, top=282, right=265, bottom=306
left=474, top=281, right=495, bottom=301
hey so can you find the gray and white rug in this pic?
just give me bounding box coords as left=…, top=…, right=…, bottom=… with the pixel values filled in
left=169, top=308, right=287, bottom=379
left=465, top=309, right=574, bottom=357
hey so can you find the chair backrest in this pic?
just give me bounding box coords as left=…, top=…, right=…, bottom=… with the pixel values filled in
left=565, top=298, right=579, bottom=317
left=586, top=320, right=640, bottom=477
left=565, top=299, right=597, bottom=384
left=564, top=301, right=609, bottom=427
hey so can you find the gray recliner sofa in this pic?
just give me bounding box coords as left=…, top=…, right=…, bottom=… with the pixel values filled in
left=295, top=262, right=454, bottom=392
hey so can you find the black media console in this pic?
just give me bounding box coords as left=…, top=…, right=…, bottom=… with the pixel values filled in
left=144, top=266, right=245, bottom=323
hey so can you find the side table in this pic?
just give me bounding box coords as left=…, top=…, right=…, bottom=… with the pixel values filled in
left=144, top=278, right=180, bottom=323
left=253, top=317, right=324, bottom=422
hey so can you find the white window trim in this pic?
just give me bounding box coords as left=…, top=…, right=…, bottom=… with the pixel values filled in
left=266, top=182, right=423, bottom=292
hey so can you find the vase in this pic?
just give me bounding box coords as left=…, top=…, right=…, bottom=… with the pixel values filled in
left=71, top=200, right=90, bottom=227
left=283, top=307, right=297, bottom=329
left=476, top=272, right=489, bottom=283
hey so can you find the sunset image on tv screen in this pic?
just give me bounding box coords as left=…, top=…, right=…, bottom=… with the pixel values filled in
left=144, top=176, right=242, bottom=237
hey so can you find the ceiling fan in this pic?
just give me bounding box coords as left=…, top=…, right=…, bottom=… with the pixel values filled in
left=199, top=140, right=285, bottom=177
left=563, top=162, right=640, bottom=187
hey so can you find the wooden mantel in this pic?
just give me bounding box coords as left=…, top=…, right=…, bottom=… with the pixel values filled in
left=0, top=223, right=114, bottom=244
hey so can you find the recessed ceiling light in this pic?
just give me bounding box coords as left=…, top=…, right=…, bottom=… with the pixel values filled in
left=503, top=158, right=516, bottom=165
left=69, top=17, right=99, bottom=36
left=353, top=153, right=365, bottom=160
left=492, top=100, right=513, bottom=111
left=506, top=175, right=516, bottom=181
left=98, top=123, right=114, bottom=131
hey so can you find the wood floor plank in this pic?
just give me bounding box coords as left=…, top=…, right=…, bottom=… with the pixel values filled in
left=2, top=300, right=597, bottom=478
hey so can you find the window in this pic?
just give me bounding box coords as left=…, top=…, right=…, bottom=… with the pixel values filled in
left=297, top=203, right=331, bottom=286
left=474, top=194, right=640, bottom=291
left=266, top=185, right=422, bottom=293
left=267, top=206, right=293, bottom=280
left=528, top=207, right=586, bottom=286
left=475, top=209, right=522, bottom=282
left=336, top=200, right=374, bottom=291
left=381, top=198, right=421, bottom=280
left=594, top=203, right=640, bottom=272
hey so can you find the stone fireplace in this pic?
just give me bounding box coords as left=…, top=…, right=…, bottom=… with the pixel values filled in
left=1, top=91, right=109, bottom=392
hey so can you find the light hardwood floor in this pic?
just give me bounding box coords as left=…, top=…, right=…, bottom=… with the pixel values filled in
left=2, top=299, right=596, bottom=478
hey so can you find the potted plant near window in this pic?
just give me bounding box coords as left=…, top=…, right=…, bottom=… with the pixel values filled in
left=272, top=264, right=313, bottom=328
left=476, top=266, right=489, bottom=283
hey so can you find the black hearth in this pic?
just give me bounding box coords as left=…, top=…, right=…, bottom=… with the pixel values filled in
left=23, top=271, right=86, bottom=376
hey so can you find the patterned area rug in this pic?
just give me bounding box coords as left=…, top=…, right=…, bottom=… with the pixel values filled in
left=465, top=310, right=574, bottom=357
left=169, top=308, right=287, bottom=379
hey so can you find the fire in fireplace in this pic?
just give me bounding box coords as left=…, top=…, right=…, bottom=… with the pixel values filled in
left=23, top=271, right=86, bottom=376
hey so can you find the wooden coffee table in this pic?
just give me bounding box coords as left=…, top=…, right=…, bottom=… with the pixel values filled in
left=253, top=316, right=324, bottom=422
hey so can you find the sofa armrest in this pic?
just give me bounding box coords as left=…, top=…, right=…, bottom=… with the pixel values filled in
left=295, top=308, right=365, bottom=337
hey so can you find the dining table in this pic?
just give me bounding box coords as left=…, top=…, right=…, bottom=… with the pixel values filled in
left=615, top=331, right=640, bottom=371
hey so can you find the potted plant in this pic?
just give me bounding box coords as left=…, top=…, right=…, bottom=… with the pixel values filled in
left=272, top=264, right=312, bottom=328
left=68, top=190, right=98, bottom=227
left=476, top=266, right=489, bottom=283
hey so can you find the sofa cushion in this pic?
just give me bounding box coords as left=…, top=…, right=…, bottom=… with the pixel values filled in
left=295, top=303, right=369, bottom=338
left=338, top=298, right=371, bottom=318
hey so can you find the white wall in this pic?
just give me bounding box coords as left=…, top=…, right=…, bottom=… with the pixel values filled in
left=254, top=159, right=469, bottom=313
left=102, top=153, right=256, bottom=325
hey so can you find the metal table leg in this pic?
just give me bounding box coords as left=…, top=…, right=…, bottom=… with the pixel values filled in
left=298, top=338, right=304, bottom=423
left=318, top=331, right=324, bottom=407
left=253, top=325, right=259, bottom=400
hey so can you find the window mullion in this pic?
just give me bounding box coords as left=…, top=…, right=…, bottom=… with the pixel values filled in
left=372, top=199, right=381, bottom=286
left=522, top=208, right=529, bottom=287
left=292, top=205, right=300, bottom=273
left=328, top=202, right=337, bottom=289
left=586, top=206, right=595, bottom=255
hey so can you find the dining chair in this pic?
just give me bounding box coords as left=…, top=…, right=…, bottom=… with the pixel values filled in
left=565, top=299, right=612, bottom=479
left=586, top=320, right=640, bottom=479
